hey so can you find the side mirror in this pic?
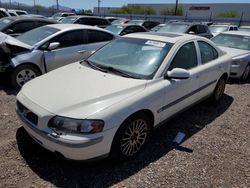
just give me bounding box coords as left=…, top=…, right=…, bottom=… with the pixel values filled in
left=188, top=31, right=195, bottom=34
left=165, top=68, right=190, bottom=79
left=48, top=42, right=60, bottom=50
left=5, top=29, right=14, bottom=34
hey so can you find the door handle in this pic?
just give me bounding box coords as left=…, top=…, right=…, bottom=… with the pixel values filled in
left=78, top=50, right=86, bottom=54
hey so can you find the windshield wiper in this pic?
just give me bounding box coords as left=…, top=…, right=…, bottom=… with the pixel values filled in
left=104, top=66, right=138, bottom=79
left=84, top=59, right=108, bottom=73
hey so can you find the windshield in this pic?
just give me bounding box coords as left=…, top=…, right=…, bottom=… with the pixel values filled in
left=52, top=13, right=62, bottom=17
left=87, top=38, right=172, bottom=79
left=127, top=21, right=143, bottom=25
left=157, top=24, right=188, bottom=33
left=61, top=17, right=77, bottom=23
left=105, top=25, right=124, bottom=34
left=209, top=26, right=228, bottom=33
left=112, top=19, right=124, bottom=25
left=17, top=26, right=60, bottom=46
left=211, top=34, right=250, bottom=51
left=0, top=18, right=12, bottom=30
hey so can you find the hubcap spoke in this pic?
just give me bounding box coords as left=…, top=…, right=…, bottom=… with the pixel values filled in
left=16, top=69, right=36, bottom=86
left=120, top=118, right=148, bottom=156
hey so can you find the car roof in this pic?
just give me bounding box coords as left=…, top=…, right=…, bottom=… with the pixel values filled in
left=66, top=15, right=107, bottom=19
left=221, top=31, right=250, bottom=36
left=47, top=23, right=111, bottom=32
left=210, top=24, right=237, bottom=27
left=124, top=32, right=203, bottom=43
left=1, top=16, right=55, bottom=22
left=239, top=26, right=250, bottom=28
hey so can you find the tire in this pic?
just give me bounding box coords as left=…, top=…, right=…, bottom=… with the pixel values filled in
left=10, top=64, right=41, bottom=89
left=211, top=76, right=226, bottom=103
left=110, top=113, right=152, bottom=160
left=241, top=65, right=250, bottom=81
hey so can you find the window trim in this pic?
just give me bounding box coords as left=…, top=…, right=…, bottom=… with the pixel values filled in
left=196, top=40, right=219, bottom=65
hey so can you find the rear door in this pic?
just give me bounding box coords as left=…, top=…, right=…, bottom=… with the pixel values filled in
left=43, top=29, right=87, bottom=72
left=196, top=40, right=221, bottom=98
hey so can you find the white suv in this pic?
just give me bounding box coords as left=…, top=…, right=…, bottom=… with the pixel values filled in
left=16, top=33, right=231, bottom=161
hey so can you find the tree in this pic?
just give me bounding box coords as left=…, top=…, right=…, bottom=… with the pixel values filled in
left=112, top=5, right=156, bottom=15
left=217, top=11, right=239, bottom=18
left=160, top=5, right=183, bottom=16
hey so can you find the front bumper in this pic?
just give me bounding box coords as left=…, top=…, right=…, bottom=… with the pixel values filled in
left=230, top=64, right=245, bottom=78
left=16, top=99, right=117, bottom=161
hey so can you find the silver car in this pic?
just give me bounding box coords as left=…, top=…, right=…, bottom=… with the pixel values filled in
left=0, top=24, right=119, bottom=88
left=211, top=31, right=250, bottom=81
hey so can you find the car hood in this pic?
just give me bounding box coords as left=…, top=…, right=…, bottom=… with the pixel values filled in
left=219, top=46, right=250, bottom=58
left=0, top=32, right=32, bottom=53
left=18, top=62, right=147, bottom=118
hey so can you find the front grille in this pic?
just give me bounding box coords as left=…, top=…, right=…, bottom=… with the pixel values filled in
left=17, top=101, right=38, bottom=126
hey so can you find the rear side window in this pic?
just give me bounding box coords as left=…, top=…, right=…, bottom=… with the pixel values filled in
left=229, top=27, right=234, bottom=31
left=87, top=30, right=113, bottom=43
left=198, top=41, right=218, bottom=64
left=169, top=42, right=198, bottom=70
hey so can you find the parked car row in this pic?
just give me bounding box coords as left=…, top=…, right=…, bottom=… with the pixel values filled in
left=0, top=11, right=249, bottom=162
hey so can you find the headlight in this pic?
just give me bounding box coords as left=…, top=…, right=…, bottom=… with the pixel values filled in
left=48, top=116, right=104, bottom=135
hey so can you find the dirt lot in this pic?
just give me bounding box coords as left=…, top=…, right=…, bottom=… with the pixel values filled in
left=0, top=76, right=249, bottom=188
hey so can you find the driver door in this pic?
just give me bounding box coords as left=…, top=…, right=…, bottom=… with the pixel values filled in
left=43, top=30, right=87, bottom=72
left=159, top=42, right=201, bottom=120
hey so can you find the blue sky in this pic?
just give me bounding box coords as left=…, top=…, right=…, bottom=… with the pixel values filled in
left=3, top=0, right=250, bottom=10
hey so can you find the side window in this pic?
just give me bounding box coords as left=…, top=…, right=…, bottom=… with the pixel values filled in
left=197, top=25, right=207, bottom=34
left=122, top=26, right=134, bottom=35
left=135, top=26, right=146, bottom=32
left=229, top=27, right=234, bottom=31
left=169, top=42, right=198, bottom=70
left=198, top=41, right=218, bottom=64
left=35, top=21, right=51, bottom=27
left=50, top=30, right=86, bottom=48
left=188, top=26, right=197, bottom=34
left=87, top=30, right=113, bottom=43
left=234, top=27, right=238, bottom=31
left=9, top=21, right=35, bottom=33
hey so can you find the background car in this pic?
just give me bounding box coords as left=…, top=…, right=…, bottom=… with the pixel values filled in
left=48, top=12, right=76, bottom=22
left=239, top=26, right=250, bottom=32
left=111, top=18, right=130, bottom=25
left=211, top=31, right=250, bottom=81
left=105, top=24, right=147, bottom=35
left=60, top=15, right=111, bottom=28
left=0, top=16, right=56, bottom=37
left=8, top=9, right=28, bottom=16
left=0, top=8, right=11, bottom=18
left=127, top=20, right=160, bottom=30
left=150, top=24, right=166, bottom=32
left=209, top=23, right=238, bottom=36
left=157, top=21, right=213, bottom=38
left=0, top=24, right=119, bottom=88
left=16, top=32, right=231, bottom=161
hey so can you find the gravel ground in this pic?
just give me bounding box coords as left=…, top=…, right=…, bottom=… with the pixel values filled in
left=0, top=76, right=249, bottom=188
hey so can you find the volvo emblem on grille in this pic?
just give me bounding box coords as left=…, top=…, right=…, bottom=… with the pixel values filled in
left=21, top=109, right=31, bottom=117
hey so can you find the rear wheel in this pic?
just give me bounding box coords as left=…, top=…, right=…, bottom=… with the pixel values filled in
left=241, top=65, right=250, bottom=81
left=110, top=113, right=152, bottom=160
left=10, top=64, right=40, bottom=89
left=211, top=76, right=226, bottom=102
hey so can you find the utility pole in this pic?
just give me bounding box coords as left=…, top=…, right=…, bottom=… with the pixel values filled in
left=98, top=0, right=101, bottom=14
left=56, top=0, right=59, bottom=10
left=174, top=0, right=178, bottom=16
left=33, top=0, right=36, bottom=7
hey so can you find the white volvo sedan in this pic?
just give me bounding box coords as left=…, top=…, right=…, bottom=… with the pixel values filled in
left=16, top=33, right=231, bottom=161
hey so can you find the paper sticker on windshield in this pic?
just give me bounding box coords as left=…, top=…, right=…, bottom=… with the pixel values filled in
left=145, top=40, right=166, bottom=48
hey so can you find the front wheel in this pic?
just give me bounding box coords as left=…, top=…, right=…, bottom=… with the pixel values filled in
left=110, top=113, right=152, bottom=160
left=211, top=76, right=226, bottom=102
left=10, top=64, right=40, bottom=89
